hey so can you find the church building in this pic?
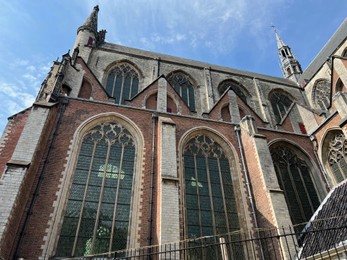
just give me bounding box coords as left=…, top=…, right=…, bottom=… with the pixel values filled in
left=0, top=6, right=346, bottom=259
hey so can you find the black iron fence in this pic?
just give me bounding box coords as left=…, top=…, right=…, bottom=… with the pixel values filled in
left=64, top=221, right=347, bottom=260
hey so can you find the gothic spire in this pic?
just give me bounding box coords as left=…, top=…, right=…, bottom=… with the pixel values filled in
left=77, top=5, right=99, bottom=35
left=274, top=28, right=286, bottom=49
left=272, top=26, right=302, bottom=83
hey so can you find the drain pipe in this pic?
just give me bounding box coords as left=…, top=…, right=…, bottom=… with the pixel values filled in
left=148, top=112, right=158, bottom=248
left=234, top=125, right=265, bottom=260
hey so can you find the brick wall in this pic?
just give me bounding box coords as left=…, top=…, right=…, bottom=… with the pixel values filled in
left=0, top=109, right=30, bottom=177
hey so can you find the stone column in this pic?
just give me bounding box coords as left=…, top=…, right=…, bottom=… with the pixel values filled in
left=253, top=78, right=270, bottom=124
left=157, top=117, right=180, bottom=246
left=203, top=67, right=214, bottom=111
left=228, top=90, right=241, bottom=123
left=157, top=78, right=167, bottom=113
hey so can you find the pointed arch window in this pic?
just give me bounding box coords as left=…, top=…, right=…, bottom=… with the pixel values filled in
left=269, top=92, right=292, bottom=123
left=56, top=122, right=136, bottom=257
left=106, top=63, right=139, bottom=104
left=312, top=79, right=331, bottom=110
left=218, top=80, right=248, bottom=104
left=183, top=135, right=242, bottom=258
left=327, top=132, right=347, bottom=183
left=271, top=146, right=320, bottom=228
left=167, top=72, right=195, bottom=111
left=183, top=135, right=240, bottom=234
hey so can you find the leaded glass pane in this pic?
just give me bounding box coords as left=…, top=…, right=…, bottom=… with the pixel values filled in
left=56, top=122, right=136, bottom=257
left=271, top=146, right=319, bottom=227
left=183, top=134, right=240, bottom=240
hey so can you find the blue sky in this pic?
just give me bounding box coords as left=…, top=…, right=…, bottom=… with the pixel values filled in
left=0, top=0, right=346, bottom=134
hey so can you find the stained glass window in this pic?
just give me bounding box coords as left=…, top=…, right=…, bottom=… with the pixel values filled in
left=271, top=146, right=320, bottom=227
left=56, top=122, right=136, bottom=257
left=327, top=132, right=347, bottom=183
left=106, top=64, right=139, bottom=104
left=183, top=135, right=242, bottom=256
left=269, top=92, right=292, bottom=123
left=167, top=72, right=195, bottom=111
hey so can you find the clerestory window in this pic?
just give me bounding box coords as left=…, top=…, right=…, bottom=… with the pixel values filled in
left=167, top=71, right=195, bottom=111
left=56, top=122, right=136, bottom=257
left=269, top=91, right=292, bottom=123
left=218, top=80, right=248, bottom=104
left=105, top=63, right=139, bottom=104
left=271, top=146, right=320, bottom=229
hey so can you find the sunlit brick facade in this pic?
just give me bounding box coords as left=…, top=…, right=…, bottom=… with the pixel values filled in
left=0, top=6, right=346, bottom=259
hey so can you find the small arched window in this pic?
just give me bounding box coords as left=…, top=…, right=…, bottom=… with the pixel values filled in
left=56, top=122, right=136, bottom=257
left=312, top=79, right=331, bottom=110
left=269, top=91, right=292, bottom=123
left=271, top=146, right=320, bottom=228
left=105, top=63, right=140, bottom=104
left=327, top=132, right=347, bottom=184
left=218, top=80, right=248, bottom=104
left=167, top=71, right=195, bottom=111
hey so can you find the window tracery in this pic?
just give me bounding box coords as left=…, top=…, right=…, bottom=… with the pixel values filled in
left=218, top=80, right=248, bottom=104
left=271, top=146, right=320, bottom=228
left=269, top=92, right=292, bottom=123
left=312, top=79, right=331, bottom=110
left=106, top=63, right=139, bottom=104
left=167, top=71, right=195, bottom=111
left=183, top=135, right=240, bottom=242
left=56, top=122, right=136, bottom=257
left=327, top=133, right=347, bottom=183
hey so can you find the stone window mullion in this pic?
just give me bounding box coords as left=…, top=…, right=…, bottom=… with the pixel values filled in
left=71, top=141, right=97, bottom=256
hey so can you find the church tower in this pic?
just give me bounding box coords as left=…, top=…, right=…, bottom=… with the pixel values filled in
left=274, top=28, right=302, bottom=83
left=73, top=5, right=106, bottom=62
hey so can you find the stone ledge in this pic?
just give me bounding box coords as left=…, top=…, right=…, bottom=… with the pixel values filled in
left=269, top=188, right=284, bottom=193
left=6, top=160, right=31, bottom=167
left=162, top=176, right=179, bottom=182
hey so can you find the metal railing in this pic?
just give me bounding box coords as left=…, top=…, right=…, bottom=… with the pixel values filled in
left=63, top=221, right=347, bottom=260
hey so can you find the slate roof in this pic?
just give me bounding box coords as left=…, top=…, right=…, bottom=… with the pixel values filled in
left=300, top=19, right=347, bottom=84
left=298, top=180, right=347, bottom=258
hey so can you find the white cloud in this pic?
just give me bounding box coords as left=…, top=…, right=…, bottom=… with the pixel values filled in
left=94, top=0, right=286, bottom=55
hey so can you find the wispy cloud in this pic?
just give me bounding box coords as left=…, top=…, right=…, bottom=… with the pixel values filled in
left=0, top=58, right=51, bottom=132
left=89, top=0, right=286, bottom=55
